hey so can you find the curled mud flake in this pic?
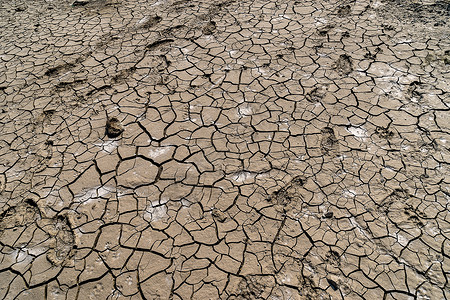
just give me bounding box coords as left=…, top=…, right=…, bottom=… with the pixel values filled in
left=320, top=127, right=339, bottom=155
left=202, top=20, right=217, bottom=35
left=212, top=208, right=227, bottom=222
left=106, top=117, right=124, bottom=138
left=335, top=54, right=353, bottom=75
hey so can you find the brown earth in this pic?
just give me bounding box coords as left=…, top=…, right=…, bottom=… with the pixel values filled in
left=0, top=0, right=449, bottom=299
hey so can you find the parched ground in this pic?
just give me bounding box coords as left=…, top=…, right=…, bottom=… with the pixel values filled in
left=0, top=0, right=449, bottom=299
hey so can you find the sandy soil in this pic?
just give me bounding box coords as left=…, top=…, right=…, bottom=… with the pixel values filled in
left=0, top=0, right=449, bottom=299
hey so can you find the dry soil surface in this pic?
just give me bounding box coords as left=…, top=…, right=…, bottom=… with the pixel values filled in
left=0, top=0, right=449, bottom=299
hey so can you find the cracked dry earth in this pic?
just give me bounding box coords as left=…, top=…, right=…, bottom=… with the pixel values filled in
left=0, top=0, right=449, bottom=298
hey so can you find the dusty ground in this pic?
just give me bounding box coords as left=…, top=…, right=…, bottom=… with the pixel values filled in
left=0, top=0, right=449, bottom=299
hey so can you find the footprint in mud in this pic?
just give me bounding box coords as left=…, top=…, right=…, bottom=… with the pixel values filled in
left=298, top=275, right=321, bottom=299
left=0, top=199, right=76, bottom=266
left=0, top=199, right=41, bottom=231
left=111, top=67, right=137, bottom=83
left=145, top=39, right=174, bottom=51
left=270, top=175, right=305, bottom=206
left=306, top=85, right=328, bottom=103
left=381, top=189, right=427, bottom=228
left=44, top=216, right=76, bottom=266
left=334, top=54, right=353, bottom=75
left=320, top=127, right=339, bottom=155
left=44, top=62, right=75, bottom=77
left=443, top=50, right=450, bottom=65
left=202, top=20, right=217, bottom=35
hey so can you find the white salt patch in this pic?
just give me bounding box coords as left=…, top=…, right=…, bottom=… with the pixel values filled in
left=137, top=16, right=149, bottom=25
left=347, top=126, right=367, bottom=138
left=343, top=189, right=356, bottom=198
left=232, top=171, right=255, bottom=184
left=257, top=67, right=269, bottom=76
left=238, top=106, right=253, bottom=116
left=181, top=198, right=191, bottom=207
left=144, top=199, right=168, bottom=222
left=74, top=186, right=113, bottom=204
left=148, top=147, right=170, bottom=159
left=151, top=0, right=166, bottom=6
left=94, top=140, right=119, bottom=153
left=397, top=234, right=409, bottom=247
left=371, top=0, right=383, bottom=8
left=314, top=17, right=328, bottom=26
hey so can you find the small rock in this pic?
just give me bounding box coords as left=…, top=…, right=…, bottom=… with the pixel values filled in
left=323, top=211, right=333, bottom=218
left=15, top=6, right=27, bottom=12
left=106, top=117, right=124, bottom=138
left=327, top=278, right=338, bottom=291
left=212, top=209, right=227, bottom=222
